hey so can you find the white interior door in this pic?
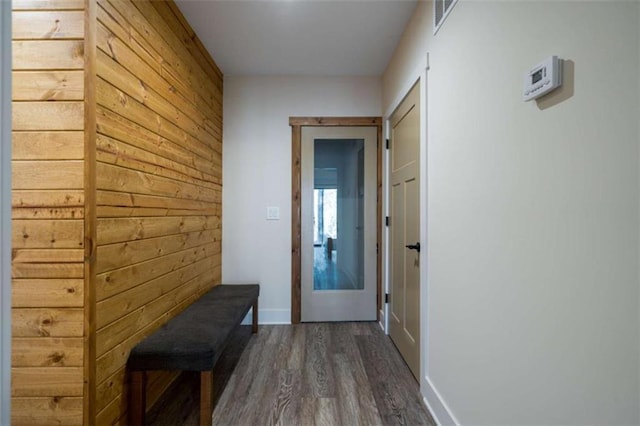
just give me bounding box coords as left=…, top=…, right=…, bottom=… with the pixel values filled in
left=389, top=82, right=421, bottom=379
left=301, top=126, right=377, bottom=322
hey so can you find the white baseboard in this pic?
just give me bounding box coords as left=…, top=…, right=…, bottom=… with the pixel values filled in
left=241, top=308, right=291, bottom=325
left=423, top=376, right=459, bottom=426
left=378, top=309, right=386, bottom=332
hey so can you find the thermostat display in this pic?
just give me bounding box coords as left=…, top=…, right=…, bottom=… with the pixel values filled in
left=523, top=56, right=562, bottom=101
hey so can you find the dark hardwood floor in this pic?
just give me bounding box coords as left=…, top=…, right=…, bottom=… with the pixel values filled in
left=148, top=322, right=435, bottom=426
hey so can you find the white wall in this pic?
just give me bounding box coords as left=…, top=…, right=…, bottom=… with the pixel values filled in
left=0, top=0, right=11, bottom=423
left=383, top=1, right=640, bottom=424
left=223, top=76, right=381, bottom=323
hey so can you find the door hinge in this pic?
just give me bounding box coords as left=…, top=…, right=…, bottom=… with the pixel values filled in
left=376, top=243, right=379, bottom=255
left=386, top=138, right=390, bottom=150
left=385, top=293, right=390, bottom=304
left=385, top=216, right=390, bottom=227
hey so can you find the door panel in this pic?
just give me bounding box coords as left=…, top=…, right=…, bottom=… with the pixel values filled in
left=301, top=126, right=377, bottom=322
left=389, top=82, right=421, bottom=379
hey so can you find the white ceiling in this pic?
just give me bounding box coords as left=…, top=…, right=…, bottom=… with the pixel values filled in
left=174, top=0, right=418, bottom=76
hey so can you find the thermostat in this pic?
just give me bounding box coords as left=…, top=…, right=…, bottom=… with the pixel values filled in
left=523, top=56, right=562, bottom=101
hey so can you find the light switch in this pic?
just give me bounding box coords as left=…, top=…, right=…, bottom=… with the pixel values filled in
left=266, top=206, right=280, bottom=220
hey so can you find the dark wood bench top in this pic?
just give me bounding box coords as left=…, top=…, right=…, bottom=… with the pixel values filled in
left=128, top=284, right=259, bottom=372
left=128, top=284, right=260, bottom=426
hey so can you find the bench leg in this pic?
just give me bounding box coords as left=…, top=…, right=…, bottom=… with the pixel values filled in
left=129, top=371, right=147, bottom=426
left=252, top=299, right=258, bottom=334
left=200, top=370, right=213, bottom=426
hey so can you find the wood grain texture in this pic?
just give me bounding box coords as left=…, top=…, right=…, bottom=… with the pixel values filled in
left=11, top=397, right=83, bottom=426
left=96, top=0, right=221, bottom=123
left=12, top=367, right=83, bottom=397
left=12, top=0, right=84, bottom=10
left=12, top=263, right=84, bottom=279
left=10, top=5, right=87, bottom=423
left=290, top=117, right=382, bottom=127
left=12, top=102, right=84, bottom=131
left=12, top=160, right=84, bottom=189
left=12, top=11, right=84, bottom=39
left=95, top=257, right=214, bottom=329
left=12, top=308, right=84, bottom=338
left=151, top=324, right=434, bottom=426
left=96, top=77, right=215, bottom=164
left=150, top=1, right=223, bottom=88
left=291, top=125, right=302, bottom=324
left=12, top=337, right=83, bottom=367
left=12, top=190, right=84, bottom=208
left=11, top=1, right=222, bottom=422
left=97, top=216, right=216, bottom=245
left=95, top=367, right=126, bottom=413
left=12, top=279, right=84, bottom=308
left=12, top=219, right=84, bottom=249
left=93, top=1, right=223, bottom=422
left=134, top=0, right=222, bottom=99
left=12, top=40, right=84, bottom=69
left=96, top=106, right=217, bottom=178
left=11, top=131, right=84, bottom=159
left=95, top=244, right=217, bottom=302
left=357, top=332, right=435, bottom=425
left=12, top=71, right=84, bottom=101
left=83, top=2, right=98, bottom=421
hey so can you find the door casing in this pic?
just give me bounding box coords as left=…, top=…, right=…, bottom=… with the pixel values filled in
left=290, top=117, right=382, bottom=324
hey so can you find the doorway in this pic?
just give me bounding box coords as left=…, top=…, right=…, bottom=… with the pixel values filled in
left=290, top=117, right=382, bottom=324
left=388, top=82, right=421, bottom=380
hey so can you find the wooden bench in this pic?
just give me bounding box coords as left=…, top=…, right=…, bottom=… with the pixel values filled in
left=127, top=284, right=259, bottom=426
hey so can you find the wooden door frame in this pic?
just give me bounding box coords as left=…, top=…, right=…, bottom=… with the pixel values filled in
left=290, top=116, right=383, bottom=324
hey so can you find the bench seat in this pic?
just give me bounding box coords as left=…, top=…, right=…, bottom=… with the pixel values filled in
left=127, top=284, right=259, bottom=426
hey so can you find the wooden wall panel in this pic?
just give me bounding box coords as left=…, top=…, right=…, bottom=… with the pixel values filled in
left=94, top=1, right=223, bottom=423
left=11, top=397, right=83, bottom=426
left=11, top=1, right=222, bottom=422
left=12, top=0, right=84, bottom=10
left=12, top=337, right=83, bottom=367
left=13, top=40, right=84, bottom=69
left=12, top=131, right=84, bottom=159
left=11, top=1, right=86, bottom=424
left=12, top=11, right=85, bottom=40
left=12, top=72, right=84, bottom=101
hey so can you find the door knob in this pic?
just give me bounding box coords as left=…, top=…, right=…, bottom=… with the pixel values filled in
left=405, top=242, right=420, bottom=252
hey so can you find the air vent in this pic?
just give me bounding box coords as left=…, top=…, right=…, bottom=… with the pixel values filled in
left=434, top=0, right=458, bottom=34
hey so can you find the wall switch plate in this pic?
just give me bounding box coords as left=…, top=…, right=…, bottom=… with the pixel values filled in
left=266, top=206, right=280, bottom=220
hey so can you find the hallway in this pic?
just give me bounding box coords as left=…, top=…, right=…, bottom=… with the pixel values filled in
left=150, top=323, right=435, bottom=425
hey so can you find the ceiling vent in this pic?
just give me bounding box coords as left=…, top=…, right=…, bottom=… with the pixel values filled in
left=434, top=0, right=458, bottom=34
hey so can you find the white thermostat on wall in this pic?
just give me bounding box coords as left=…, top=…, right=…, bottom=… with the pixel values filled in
left=523, top=56, right=562, bottom=101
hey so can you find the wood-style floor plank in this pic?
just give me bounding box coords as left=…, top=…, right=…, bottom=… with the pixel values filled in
left=149, top=323, right=435, bottom=425
left=357, top=332, right=435, bottom=425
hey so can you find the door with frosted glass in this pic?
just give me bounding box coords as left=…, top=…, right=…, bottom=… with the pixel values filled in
left=301, top=127, right=377, bottom=321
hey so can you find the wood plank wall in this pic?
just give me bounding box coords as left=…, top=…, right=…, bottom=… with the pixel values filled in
left=11, top=0, right=86, bottom=424
left=93, top=1, right=223, bottom=423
